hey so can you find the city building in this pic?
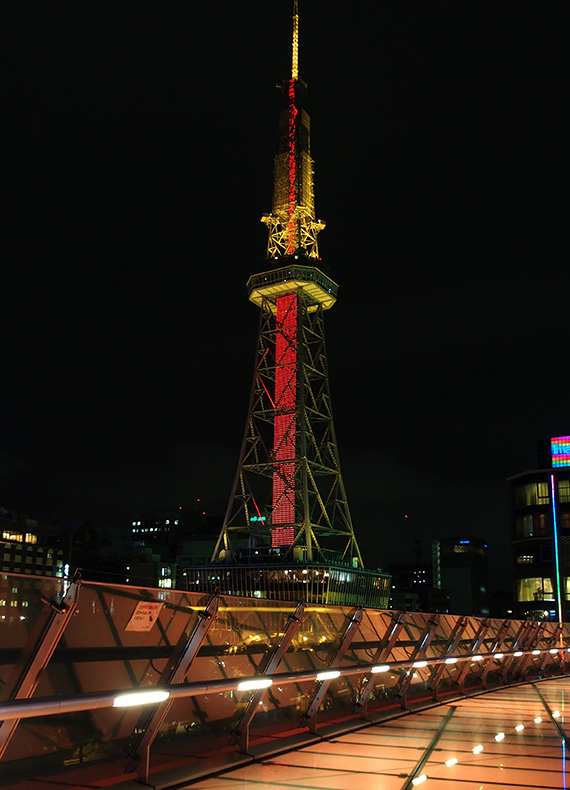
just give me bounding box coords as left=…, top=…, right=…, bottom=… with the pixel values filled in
left=388, top=562, right=450, bottom=613
left=509, top=435, right=570, bottom=622
left=0, top=506, right=66, bottom=579
left=432, top=537, right=489, bottom=617
left=128, top=506, right=219, bottom=588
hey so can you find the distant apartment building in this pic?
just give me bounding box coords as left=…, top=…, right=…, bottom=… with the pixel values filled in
left=389, top=562, right=449, bottom=613
left=0, top=507, right=66, bottom=578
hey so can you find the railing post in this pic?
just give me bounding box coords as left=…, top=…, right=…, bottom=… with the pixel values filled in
left=515, top=622, right=547, bottom=680
left=234, top=601, right=305, bottom=754
left=302, top=607, right=363, bottom=728
left=456, top=619, right=490, bottom=691
left=501, top=620, right=528, bottom=683
left=480, top=619, right=511, bottom=687
left=0, top=575, right=81, bottom=761
left=396, top=615, right=440, bottom=709
left=538, top=625, right=562, bottom=676
left=428, top=616, right=469, bottom=700
left=126, top=593, right=220, bottom=781
left=355, top=611, right=406, bottom=716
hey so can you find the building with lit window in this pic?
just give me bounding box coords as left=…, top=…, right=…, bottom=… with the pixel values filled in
left=0, top=507, right=66, bottom=579
left=509, top=435, right=570, bottom=621
left=388, top=563, right=450, bottom=613
left=129, top=507, right=219, bottom=588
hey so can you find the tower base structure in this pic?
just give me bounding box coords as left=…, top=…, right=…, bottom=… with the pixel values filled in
left=183, top=561, right=390, bottom=609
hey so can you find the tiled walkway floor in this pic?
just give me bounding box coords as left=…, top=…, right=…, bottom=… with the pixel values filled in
left=186, top=679, right=570, bottom=789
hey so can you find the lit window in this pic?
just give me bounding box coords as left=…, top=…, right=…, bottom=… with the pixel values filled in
left=517, top=577, right=553, bottom=602
left=558, top=479, right=570, bottom=503
left=2, top=531, right=23, bottom=542
left=514, top=482, right=550, bottom=508
left=516, top=555, right=533, bottom=565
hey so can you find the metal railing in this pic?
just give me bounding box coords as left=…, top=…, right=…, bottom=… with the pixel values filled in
left=0, top=572, right=568, bottom=789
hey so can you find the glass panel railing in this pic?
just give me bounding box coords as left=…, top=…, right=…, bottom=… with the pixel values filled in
left=1, top=572, right=569, bottom=787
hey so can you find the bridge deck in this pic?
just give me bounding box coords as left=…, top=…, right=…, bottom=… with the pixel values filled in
left=181, top=680, right=569, bottom=790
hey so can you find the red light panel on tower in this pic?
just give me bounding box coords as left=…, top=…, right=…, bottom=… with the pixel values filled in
left=272, top=293, right=297, bottom=545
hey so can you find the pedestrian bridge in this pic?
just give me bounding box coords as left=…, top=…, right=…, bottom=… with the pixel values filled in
left=0, top=574, right=568, bottom=789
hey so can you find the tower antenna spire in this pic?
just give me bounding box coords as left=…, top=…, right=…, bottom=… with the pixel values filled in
left=292, top=0, right=299, bottom=81
left=260, top=0, right=325, bottom=259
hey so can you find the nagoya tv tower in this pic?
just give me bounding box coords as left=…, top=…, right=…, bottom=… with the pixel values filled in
left=191, top=3, right=390, bottom=607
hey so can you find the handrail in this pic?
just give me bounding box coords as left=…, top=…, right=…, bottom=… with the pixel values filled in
left=0, top=646, right=566, bottom=723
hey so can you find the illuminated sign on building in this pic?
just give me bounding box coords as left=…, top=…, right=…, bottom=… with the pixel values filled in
left=551, top=435, right=570, bottom=467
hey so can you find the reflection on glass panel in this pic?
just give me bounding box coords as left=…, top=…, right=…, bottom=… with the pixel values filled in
left=517, top=577, right=554, bottom=601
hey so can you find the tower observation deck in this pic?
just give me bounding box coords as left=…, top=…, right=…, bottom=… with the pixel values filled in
left=185, top=3, right=390, bottom=608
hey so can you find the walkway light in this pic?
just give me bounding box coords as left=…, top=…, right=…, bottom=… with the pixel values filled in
left=237, top=678, right=273, bottom=691
left=554, top=710, right=561, bottom=718
left=472, top=745, right=483, bottom=754
left=534, top=717, right=542, bottom=723
left=412, top=776, right=427, bottom=786
left=114, top=690, right=170, bottom=708
left=495, top=732, right=505, bottom=741
left=445, top=757, right=458, bottom=767
left=316, top=670, right=340, bottom=681
left=515, top=724, right=524, bottom=732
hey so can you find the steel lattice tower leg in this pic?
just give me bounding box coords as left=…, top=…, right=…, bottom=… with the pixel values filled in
left=211, top=276, right=363, bottom=569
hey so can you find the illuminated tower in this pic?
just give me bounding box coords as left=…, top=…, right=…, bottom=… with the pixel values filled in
left=188, top=3, right=390, bottom=607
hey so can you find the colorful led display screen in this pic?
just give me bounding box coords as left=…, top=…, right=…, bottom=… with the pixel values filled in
left=551, top=435, right=570, bottom=467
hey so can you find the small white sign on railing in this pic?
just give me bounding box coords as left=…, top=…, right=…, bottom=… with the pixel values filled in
left=125, top=601, right=163, bottom=632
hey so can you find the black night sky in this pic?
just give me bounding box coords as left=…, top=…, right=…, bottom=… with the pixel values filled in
left=4, top=3, right=569, bottom=586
